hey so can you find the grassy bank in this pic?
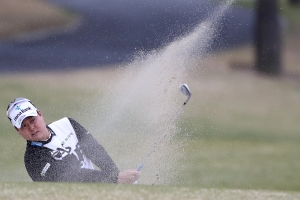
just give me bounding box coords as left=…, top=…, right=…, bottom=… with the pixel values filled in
left=1, top=46, right=300, bottom=192
left=1, top=0, right=300, bottom=198
left=1, top=182, right=300, bottom=200
left=0, top=0, right=76, bottom=40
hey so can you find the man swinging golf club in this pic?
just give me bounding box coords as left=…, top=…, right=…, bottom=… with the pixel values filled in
left=6, top=97, right=140, bottom=183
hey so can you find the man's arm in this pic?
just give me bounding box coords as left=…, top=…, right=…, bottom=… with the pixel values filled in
left=25, top=145, right=119, bottom=183
left=68, top=118, right=141, bottom=184
left=68, top=118, right=120, bottom=181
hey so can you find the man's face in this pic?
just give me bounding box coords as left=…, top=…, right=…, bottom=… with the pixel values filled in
left=16, top=111, right=49, bottom=141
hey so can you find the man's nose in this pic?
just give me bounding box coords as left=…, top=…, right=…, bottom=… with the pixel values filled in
left=28, top=123, right=35, bottom=131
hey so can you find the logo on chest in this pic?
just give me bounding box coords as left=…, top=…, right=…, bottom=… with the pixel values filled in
left=50, top=132, right=77, bottom=161
left=61, top=132, right=73, bottom=147
left=51, top=147, right=72, bottom=160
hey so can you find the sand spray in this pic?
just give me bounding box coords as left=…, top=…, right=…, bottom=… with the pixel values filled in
left=86, top=0, right=234, bottom=185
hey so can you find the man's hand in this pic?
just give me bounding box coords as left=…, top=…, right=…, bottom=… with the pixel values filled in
left=118, top=169, right=141, bottom=184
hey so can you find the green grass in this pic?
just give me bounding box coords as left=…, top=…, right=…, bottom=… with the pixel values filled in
left=176, top=140, right=300, bottom=191
left=1, top=182, right=300, bottom=200
left=1, top=0, right=300, bottom=198
left=1, top=56, right=300, bottom=194
left=167, top=58, right=300, bottom=192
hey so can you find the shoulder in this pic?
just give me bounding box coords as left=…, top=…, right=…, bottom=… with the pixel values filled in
left=68, top=118, right=80, bottom=126
left=48, top=117, right=82, bottom=128
left=25, top=142, right=51, bottom=161
left=67, top=118, right=88, bottom=132
left=48, top=117, right=75, bottom=134
left=48, top=117, right=71, bottom=126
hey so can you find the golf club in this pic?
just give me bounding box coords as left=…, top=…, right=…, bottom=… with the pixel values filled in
left=134, top=84, right=192, bottom=183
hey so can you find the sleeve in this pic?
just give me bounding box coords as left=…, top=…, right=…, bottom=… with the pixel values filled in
left=68, top=118, right=120, bottom=182
left=25, top=144, right=119, bottom=183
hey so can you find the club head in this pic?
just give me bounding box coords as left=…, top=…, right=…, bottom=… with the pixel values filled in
left=179, top=84, right=192, bottom=105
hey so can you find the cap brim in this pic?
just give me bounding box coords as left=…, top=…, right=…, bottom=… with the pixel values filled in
left=14, top=111, right=38, bottom=129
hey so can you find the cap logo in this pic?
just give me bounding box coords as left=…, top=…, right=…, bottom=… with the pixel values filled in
left=13, top=107, right=32, bottom=121
left=15, top=106, right=21, bottom=111
left=18, top=115, right=27, bottom=126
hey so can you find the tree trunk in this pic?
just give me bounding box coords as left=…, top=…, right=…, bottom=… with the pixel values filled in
left=254, top=0, right=281, bottom=75
left=289, top=0, right=300, bottom=5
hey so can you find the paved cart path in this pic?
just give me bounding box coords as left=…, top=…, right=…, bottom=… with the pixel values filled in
left=0, top=0, right=253, bottom=73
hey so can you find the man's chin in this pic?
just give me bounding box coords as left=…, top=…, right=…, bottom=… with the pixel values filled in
left=30, top=133, right=40, bottom=141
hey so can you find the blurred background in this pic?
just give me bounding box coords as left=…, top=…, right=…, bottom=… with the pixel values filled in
left=0, top=0, right=300, bottom=191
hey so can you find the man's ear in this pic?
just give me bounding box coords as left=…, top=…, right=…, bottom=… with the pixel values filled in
left=37, top=110, right=42, bottom=116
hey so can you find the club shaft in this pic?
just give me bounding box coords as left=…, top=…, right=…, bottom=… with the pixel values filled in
left=136, top=103, right=186, bottom=172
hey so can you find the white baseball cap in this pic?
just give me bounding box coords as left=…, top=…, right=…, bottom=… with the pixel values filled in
left=6, top=98, right=38, bottom=128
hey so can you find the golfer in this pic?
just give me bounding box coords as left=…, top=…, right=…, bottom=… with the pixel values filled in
left=6, top=97, right=140, bottom=183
